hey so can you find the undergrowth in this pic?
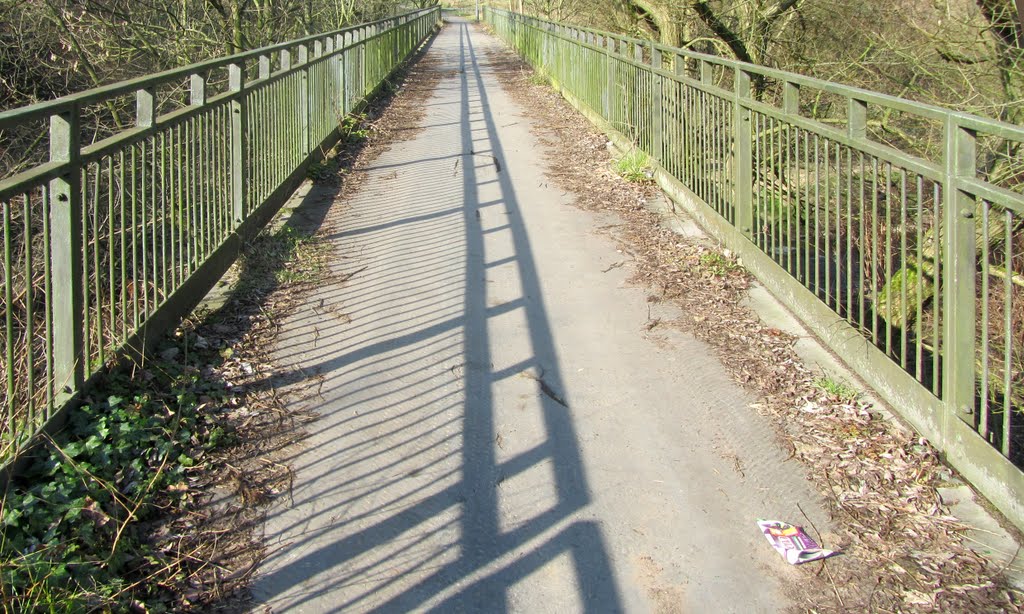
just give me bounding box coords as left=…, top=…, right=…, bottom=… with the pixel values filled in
left=306, top=158, right=336, bottom=182
left=0, top=224, right=323, bottom=612
left=0, top=356, right=230, bottom=611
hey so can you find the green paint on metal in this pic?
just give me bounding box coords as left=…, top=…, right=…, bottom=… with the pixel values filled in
left=0, top=7, right=441, bottom=466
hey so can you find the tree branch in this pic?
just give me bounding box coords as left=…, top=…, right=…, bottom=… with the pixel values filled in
left=691, top=0, right=755, bottom=64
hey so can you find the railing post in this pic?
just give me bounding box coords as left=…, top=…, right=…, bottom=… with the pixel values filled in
left=188, top=75, right=205, bottom=272
left=49, top=107, right=83, bottom=395
left=228, top=61, right=247, bottom=227
left=393, top=19, right=400, bottom=63
left=333, top=35, right=345, bottom=120
left=136, top=87, right=155, bottom=128
left=783, top=80, right=800, bottom=115
left=700, top=60, right=713, bottom=85
left=734, top=69, right=754, bottom=237
left=399, top=17, right=406, bottom=60
left=298, top=44, right=310, bottom=155
left=651, top=44, right=663, bottom=163
left=343, top=32, right=353, bottom=115
left=257, top=54, right=271, bottom=80
left=847, top=97, right=867, bottom=139
left=603, top=37, right=613, bottom=119
left=190, top=74, right=206, bottom=105
left=135, top=87, right=156, bottom=328
left=674, top=54, right=686, bottom=176
left=324, top=37, right=338, bottom=123
left=944, top=117, right=978, bottom=429
left=359, top=28, right=367, bottom=96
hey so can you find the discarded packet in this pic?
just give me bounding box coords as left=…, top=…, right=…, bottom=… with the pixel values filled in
left=757, top=519, right=835, bottom=565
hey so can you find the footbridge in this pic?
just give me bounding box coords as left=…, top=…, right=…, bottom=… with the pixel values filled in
left=1, top=8, right=1023, bottom=610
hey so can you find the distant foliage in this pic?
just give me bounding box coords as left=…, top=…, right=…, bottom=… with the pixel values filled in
left=0, top=0, right=427, bottom=175
left=514, top=0, right=1023, bottom=127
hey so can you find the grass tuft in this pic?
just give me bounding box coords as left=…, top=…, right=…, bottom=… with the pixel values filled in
left=613, top=148, right=652, bottom=182
left=814, top=375, right=860, bottom=401
left=698, top=251, right=740, bottom=277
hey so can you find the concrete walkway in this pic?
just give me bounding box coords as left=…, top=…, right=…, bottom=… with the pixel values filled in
left=251, top=18, right=830, bottom=613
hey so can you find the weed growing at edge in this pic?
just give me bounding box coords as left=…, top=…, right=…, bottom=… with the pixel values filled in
left=814, top=375, right=860, bottom=401
left=339, top=113, right=371, bottom=146
left=698, top=251, right=740, bottom=277
left=613, top=148, right=653, bottom=182
left=306, top=158, right=336, bottom=182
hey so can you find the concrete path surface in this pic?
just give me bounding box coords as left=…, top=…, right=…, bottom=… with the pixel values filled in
left=251, top=18, right=831, bottom=613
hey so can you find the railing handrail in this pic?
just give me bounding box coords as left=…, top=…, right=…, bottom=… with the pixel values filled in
left=0, top=8, right=435, bottom=131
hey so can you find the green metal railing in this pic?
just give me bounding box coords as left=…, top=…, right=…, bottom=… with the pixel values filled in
left=485, top=8, right=1024, bottom=528
left=0, top=8, right=442, bottom=463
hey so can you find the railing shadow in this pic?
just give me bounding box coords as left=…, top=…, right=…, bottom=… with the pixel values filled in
left=250, top=18, right=623, bottom=613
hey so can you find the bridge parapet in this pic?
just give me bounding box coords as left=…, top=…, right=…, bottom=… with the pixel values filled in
left=0, top=7, right=442, bottom=471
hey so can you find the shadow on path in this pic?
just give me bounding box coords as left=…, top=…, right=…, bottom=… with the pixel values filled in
left=251, top=18, right=623, bottom=612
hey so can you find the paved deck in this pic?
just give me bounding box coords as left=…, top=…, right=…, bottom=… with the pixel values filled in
left=251, top=18, right=830, bottom=613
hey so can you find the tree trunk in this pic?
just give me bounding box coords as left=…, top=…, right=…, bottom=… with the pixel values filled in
left=622, top=0, right=683, bottom=47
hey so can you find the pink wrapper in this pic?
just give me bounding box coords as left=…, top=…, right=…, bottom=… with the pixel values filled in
left=757, top=519, right=836, bottom=564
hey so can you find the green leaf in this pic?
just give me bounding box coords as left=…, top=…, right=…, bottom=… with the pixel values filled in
left=2, top=506, right=23, bottom=526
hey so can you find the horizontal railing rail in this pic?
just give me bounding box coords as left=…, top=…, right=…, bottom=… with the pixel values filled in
left=0, top=7, right=442, bottom=467
left=484, top=7, right=1024, bottom=530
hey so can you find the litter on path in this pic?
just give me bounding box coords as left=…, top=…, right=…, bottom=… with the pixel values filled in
left=758, top=519, right=836, bottom=564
